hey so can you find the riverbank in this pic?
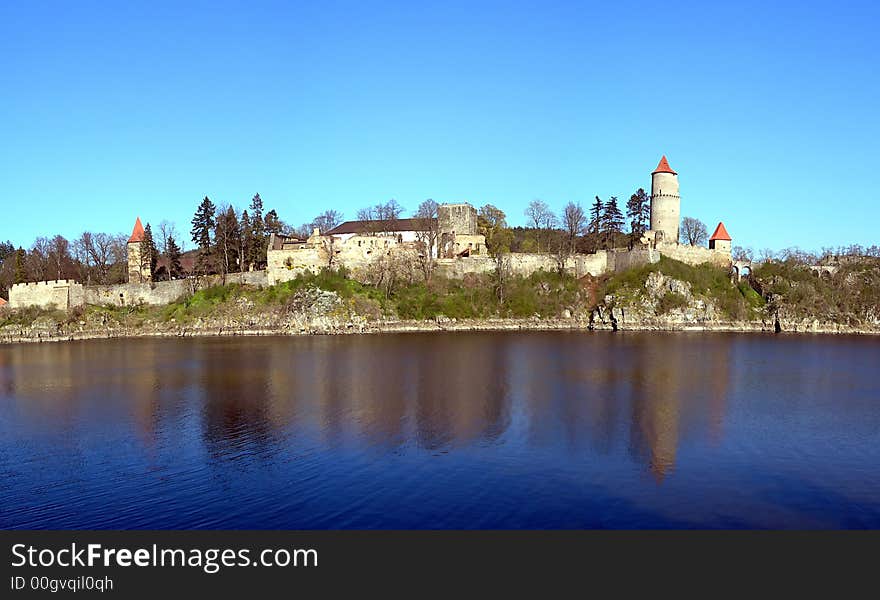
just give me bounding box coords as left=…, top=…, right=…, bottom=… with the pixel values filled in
left=2, top=315, right=877, bottom=345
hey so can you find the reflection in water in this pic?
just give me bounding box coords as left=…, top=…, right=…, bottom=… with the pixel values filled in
left=1, top=332, right=879, bottom=529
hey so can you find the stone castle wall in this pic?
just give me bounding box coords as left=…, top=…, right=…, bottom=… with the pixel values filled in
left=657, top=242, right=731, bottom=268
left=433, top=249, right=655, bottom=280
left=9, top=280, right=85, bottom=310
left=438, top=203, right=478, bottom=236
left=10, top=271, right=269, bottom=310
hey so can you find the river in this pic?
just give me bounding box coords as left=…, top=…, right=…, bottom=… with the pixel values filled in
left=1, top=332, right=878, bottom=528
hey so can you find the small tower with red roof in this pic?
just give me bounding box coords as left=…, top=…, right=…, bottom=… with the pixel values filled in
left=650, top=155, right=681, bottom=244
left=127, top=217, right=151, bottom=283
left=708, top=222, right=732, bottom=255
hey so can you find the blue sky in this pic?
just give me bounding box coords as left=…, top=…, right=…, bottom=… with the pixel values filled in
left=1, top=1, right=877, bottom=252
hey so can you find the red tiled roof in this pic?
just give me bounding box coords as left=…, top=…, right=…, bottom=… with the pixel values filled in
left=0, top=297, right=7, bottom=306
left=652, top=155, right=677, bottom=175
left=709, top=222, right=732, bottom=241
left=128, top=217, right=145, bottom=243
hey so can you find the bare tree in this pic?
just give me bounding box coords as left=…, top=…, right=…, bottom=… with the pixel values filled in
left=733, top=246, right=754, bottom=261
left=525, top=199, right=557, bottom=251
left=413, top=199, right=440, bottom=279
left=681, top=216, right=708, bottom=246
left=48, top=235, right=72, bottom=280
left=562, top=201, right=586, bottom=255
left=525, top=199, right=553, bottom=229
left=158, top=220, right=179, bottom=256
left=312, top=210, right=344, bottom=234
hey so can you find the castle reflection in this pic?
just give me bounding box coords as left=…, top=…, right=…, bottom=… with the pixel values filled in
left=0, top=332, right=737, bottom=480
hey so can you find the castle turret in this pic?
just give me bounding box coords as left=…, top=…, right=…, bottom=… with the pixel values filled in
left=127, top=217, right=151, bottom=283
left=650, top=155, right=681, bottom=244
left=708, top=222, right=732, bottom=254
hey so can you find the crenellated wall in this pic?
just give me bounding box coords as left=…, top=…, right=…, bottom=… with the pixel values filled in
left=9, top=271, right=270, bottom=310
left=656, top=242, right=731, bottom=268
left=9, top=280, right=85, bottom=310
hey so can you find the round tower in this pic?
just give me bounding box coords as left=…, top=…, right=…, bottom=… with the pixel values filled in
left=650, top=155, right=680, bottom=244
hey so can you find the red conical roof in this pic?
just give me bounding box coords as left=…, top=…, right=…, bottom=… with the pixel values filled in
left=128, top=217, right=145, bottom=243
left=652, top=155, right=677, bottom=175
left=709, top=222, right=731, bottom=241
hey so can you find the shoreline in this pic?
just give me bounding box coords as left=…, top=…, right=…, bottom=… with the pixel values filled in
left=2, top=317, right=878, bottom=345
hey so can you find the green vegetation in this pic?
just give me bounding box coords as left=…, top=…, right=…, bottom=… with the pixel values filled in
left=752, top=258, right=880, bottom=324
left=657, top=291, right=689, bottom=314
left=603, top=256, right=762, bottom=319
left=3, top=256, right=879, bottom=334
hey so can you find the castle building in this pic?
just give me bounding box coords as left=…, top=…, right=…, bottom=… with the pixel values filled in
left=709, top=222, right=732, bottom=252
left=127, top=217, right=151, bottom=283
left=649, top=155, right=681, bottom=243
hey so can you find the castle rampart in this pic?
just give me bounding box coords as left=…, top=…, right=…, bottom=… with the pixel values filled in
left=9, top=280, right=85, bottom=310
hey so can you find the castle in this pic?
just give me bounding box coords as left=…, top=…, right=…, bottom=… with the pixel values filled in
left=266, top=155, right=732, bottom=283
left=8, top=156, right=733, bottom=310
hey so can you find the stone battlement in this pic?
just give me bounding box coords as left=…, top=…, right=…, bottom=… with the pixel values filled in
left=11, top=279, right=79, bottom=287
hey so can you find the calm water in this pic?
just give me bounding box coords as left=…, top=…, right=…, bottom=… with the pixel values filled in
left=1, top=332, right=879, bottom=529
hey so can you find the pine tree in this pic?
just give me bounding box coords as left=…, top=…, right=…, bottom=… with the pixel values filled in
left=248, top=194, right=265, bottom=267
left=142, top=223, right=158, bottom=280
left=191, top=196, right=217, bottom=273
left=215, top=206, right=241, bottom=276
left=166, top=235, right=183, bottom=279
left=602, top=197, right=624, bottom=249
left=14, top=247, right=26, bottom=284
left=239, top=210, right=252, bottom=271
left=264, top=209, right=282, bottom=235
left=166, top=238, right=181, bottom=279
left=589, top=196, right=603, bottom=235
left=626, top=188, right=651, bottom=243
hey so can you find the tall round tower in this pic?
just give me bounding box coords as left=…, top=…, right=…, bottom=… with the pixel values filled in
left=650, top=155, right=680, bottom=244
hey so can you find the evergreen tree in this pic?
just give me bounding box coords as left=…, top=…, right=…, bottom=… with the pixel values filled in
left=602, top=196, right=624, bottom=249
left=215, top=206, right=241, bottom=275
left=142, top=223, right=158, bottom=280
left=191, top=196, right=217, bottom=273
left=264, top=209, right=282, bottom=235
left=248, top=194, right=265, bottom=267
left=589, top=196, right=603, bottom=235
left=191, top=196, right=216, bottom=249
left=166, top=235, right=183, bottom=279
left=14, top=247, right=26, bottom=284
left=239, top=210, right=252, bottom=271
left=626, top=188, right=651, bottom=243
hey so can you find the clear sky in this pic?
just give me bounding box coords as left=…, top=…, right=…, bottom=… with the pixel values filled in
left=1, top=0, right=877, bottom=252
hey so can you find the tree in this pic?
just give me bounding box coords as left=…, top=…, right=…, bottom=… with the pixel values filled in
left=158, top=220, right=180, bottom=257
left=562, top=201, right=586, bottom=255
left=733, top=246, right=754, bottom=261
left=14, top=247, right=26, bottom=284
left=312, top=210, right=344, bottom=234
left=524, top=199, right=556, bottom=252
left=191, top=196, right=217, bottom=274
left=141, top=223, right=158, bottom=281
left=478, top=205, right=514, bottom=304
left=264, top=209, right=282, bottom=235
left=626, top=188, right=651, bottom=244
left=48, top=235, right=73, bottom=280
left=166, top=235, right=183, bottom=279
left=215, top=206, right=241, bottom=277
left=375, top=199, right=405, bottom=221
left=525, top=199, right=553, bottom=229
left=83, top=232, right=117, bottom=284
left=413, top=199, right=440, bottom=279
left=248, top=194, right=266, bottom=267
left=681, top=216, right=708, bottom=246
left=601, top=197, right=624, bottom=249
left=239, top=210, right=252, bottom=270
